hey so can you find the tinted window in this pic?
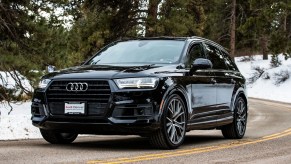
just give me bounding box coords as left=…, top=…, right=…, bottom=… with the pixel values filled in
left=204, top=43, right=228, bottom=70
left=186, top=43, right=205, bottom=68
left=88, top=40, right=185, bottom=65
left=221, top=50, right=238, bottom=71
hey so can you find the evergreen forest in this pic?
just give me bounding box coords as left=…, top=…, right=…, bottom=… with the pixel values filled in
left=0, top=0, right=291, bottom=101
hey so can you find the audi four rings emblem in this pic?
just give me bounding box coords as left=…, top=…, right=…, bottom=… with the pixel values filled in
left=66, top=82, right=88, bottom=91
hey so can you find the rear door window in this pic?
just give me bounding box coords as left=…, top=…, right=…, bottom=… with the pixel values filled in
left=204, top=43, right=228, bottom=70
left=221, top=50, right=238, bottom=71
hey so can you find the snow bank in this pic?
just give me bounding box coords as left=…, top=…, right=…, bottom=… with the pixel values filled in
left=236, top=54, right=291, bottom=103
left=0, top=102, right=41, bottom=140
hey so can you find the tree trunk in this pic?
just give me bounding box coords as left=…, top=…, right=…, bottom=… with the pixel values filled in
left=284, top=14, right=287, bottom=32
left=145, top=0, right=160, bottom=37
left=288, top=14, right=291, bottom=37
left=260, top=36, right=268, bottom=60
left=283, top=13, right=288, bottom=55
left=230, top=0, right=236, bottom=59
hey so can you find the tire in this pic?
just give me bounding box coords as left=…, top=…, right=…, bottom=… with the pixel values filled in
left=150, top=94, right=187, bottom=149
left=221, top=96, right=247, bottom=139
left=40, top=129, right=78, bottom=144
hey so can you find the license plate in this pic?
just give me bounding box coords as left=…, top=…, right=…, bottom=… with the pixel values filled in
left=64, top=102, right=85, bottom=115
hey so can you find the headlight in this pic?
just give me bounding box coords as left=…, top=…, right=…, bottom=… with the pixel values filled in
left=114, top=77, right=159, bottom=89
left=38, top=79, right=51, bottom=88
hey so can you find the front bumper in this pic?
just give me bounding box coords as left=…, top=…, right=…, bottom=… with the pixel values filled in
left=31, top=80, right=164, bottom=135
left=32, top=116, right=159, bottom=135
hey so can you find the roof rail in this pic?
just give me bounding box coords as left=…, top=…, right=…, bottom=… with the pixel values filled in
left=190, top=36, right=216, bottom=43
left=190, top=36, right=228, bottom=52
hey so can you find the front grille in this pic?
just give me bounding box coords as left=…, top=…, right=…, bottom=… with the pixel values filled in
left=46, top=80, right=111, bottom=116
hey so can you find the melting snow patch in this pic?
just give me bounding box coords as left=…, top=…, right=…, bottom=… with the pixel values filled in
left=0, top=102, right=41, bottom=140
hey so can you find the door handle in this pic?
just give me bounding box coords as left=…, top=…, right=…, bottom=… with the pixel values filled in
left=210, top=78, right=217, bottom=84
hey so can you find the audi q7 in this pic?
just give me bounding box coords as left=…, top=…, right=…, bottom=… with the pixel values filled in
left=31, top=37, right=248, bottom=149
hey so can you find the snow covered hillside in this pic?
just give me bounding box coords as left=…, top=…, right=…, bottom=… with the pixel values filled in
left=236, top=54, right=291, bottom=103
left=0, top=54, right=291, bottom=140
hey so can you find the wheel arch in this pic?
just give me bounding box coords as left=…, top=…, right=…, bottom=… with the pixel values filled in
left=158, top=84, right=190, bottom=121
left=231, top=88, right=248, bottom=112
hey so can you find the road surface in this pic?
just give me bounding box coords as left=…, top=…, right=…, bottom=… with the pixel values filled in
left=1, top=98, right=291, bottom=164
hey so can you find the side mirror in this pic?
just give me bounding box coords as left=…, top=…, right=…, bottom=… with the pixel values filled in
left=47, top=65, right=56, bottom=73
left=190, top=58, right=212, bottom=74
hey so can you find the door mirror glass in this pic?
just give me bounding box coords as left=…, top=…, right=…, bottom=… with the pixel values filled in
left=191, top=58, right=213, bottom=71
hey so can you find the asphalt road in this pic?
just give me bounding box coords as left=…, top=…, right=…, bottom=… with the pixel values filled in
left=1, top=98, right=291, bottom=164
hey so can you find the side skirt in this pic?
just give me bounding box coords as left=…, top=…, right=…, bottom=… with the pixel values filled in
left=186, top=116, right=233, bottom=130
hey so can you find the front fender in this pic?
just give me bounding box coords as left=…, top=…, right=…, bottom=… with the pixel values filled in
left=157, top=78, right=191, bottom=121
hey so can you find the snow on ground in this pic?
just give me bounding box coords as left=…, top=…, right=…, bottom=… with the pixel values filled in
left=0, top=54, right=291, bottom=140
left=0, top=102, right=41, bottom=140
left=235, top=54, right=291, bottom=103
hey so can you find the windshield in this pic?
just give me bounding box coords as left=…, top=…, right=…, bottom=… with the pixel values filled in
left=88, top=40, right=185, bottom=65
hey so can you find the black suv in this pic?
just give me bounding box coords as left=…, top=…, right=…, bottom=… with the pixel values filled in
left=31, top=37, right=247, bottom=149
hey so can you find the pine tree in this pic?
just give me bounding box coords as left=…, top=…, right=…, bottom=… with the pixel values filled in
left=238, top=0, right=291, bottom=60
left=229, top=0, right=236, bottom=59
left=155, top=0, right=206, bottom=36
left=0, top=0, right=73, bottom=101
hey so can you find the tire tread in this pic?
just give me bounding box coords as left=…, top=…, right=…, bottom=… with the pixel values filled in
left=221, top=96, right=246, bottom=139
left=221, top=123, right=237, bottom=139
left=149, top=94, right=186, bottom=149
left=150, top=130, right=169, bottom=149
left=40, top=129, right=78, bottom=144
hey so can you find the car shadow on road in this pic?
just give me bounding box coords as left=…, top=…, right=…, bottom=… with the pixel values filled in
left=35, top=134, right=225, bottom=151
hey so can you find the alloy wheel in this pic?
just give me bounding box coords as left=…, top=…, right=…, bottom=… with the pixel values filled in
left=165, top=98, right=186, bottom=144
left=236, top=98, right=247, bottom=136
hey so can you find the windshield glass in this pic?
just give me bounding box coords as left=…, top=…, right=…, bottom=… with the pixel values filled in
left=88, top=40, right=185, bottom=65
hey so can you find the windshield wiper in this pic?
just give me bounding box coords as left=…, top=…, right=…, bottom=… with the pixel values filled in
left=122, top=64, right=156, bottom=72
left=142, top=64, right=155, bottom=69
left=91, top=60, right=100, bottom=65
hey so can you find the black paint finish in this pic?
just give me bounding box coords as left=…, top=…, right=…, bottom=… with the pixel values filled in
left=31, top=36, right=247, bottom=135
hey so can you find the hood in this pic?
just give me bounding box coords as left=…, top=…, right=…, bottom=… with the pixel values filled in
left=43, top=64, right=186, bottom=80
